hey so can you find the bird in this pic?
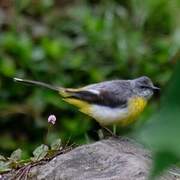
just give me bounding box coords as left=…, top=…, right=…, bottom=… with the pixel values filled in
left=14, top=76, right=160, bottom=128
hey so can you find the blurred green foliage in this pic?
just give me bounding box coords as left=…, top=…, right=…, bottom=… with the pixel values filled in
left=0, top=0, right=179, bottom=160
left=135, top=61, right=180, bottom=178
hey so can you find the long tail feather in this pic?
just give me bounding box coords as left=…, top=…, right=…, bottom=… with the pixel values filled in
left=14, top=78, right=61, bottom=92
left=13, top=78, right=93, bottom=100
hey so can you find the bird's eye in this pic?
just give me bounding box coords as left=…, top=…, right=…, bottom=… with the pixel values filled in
left=140, top=85, right=149, bottom=89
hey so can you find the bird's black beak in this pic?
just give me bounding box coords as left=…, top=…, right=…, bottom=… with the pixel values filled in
left=151, top=86, right=160, bottom=92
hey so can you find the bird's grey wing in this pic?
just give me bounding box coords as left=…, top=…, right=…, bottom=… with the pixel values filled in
left=65, top=80, right=132, bottom=108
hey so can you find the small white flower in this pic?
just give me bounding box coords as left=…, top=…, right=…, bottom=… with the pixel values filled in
left=48, top=115, right=56, bottom=125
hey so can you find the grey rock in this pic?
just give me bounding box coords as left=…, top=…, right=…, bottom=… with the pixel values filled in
left=2, top=137, right=179, bottom=180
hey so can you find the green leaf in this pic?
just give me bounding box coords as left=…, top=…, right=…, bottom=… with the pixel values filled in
left=9, top=149, right=22, bottom=161
left=32, top=144, right=49, bottom=161
left=51, top=138, right=62, bottom=150
left=0, top=155, right=6, bottom=161
left=150, top=151, right=178, bottom=179
left=135, top=61, right=180, bottom=177
left=0, top=58, right=16, bottom=77
left=0, top=161, right=11, bottom=173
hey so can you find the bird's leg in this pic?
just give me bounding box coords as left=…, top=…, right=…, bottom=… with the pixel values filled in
left=102, top=126, right=118, bottom=138
left=91, top=121, right=118, bottom=139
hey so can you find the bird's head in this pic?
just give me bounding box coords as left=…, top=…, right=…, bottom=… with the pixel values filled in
left=132, top=76, right=160, bottom=99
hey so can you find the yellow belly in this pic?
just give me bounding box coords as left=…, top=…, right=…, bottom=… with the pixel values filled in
left=119, top=97, right=147, bottom=126
left=64, top=96, right=147, bottom=127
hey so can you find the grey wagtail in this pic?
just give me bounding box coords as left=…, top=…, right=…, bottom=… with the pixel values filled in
left=14, top=76, right=159, bottom=127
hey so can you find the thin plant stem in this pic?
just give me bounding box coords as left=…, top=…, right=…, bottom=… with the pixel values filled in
left=44, top=125, right=51, bottom=144
left=113, top=125, right=117, bottom=135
